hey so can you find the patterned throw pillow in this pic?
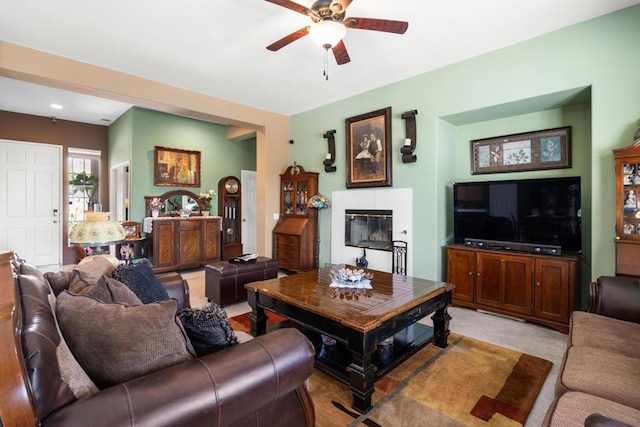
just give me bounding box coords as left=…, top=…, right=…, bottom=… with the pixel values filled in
left=178, top=305, right=239, bottom=356
left=111, top=259, right=169, bottom=304
left=56, top=291, right=195, bottom=389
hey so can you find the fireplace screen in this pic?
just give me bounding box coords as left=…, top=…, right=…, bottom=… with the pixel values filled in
left=345, top=209, right=393, bottom=251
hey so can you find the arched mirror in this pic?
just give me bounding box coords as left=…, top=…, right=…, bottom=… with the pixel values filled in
left=144, top=190, right=204, bottom=217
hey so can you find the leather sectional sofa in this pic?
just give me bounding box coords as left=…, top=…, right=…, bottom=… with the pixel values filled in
left=543, top=276, right=640, bottom=426
left=0, top=252, right=316, bottom=427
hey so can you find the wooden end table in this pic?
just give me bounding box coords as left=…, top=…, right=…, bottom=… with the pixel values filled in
left=245, top=267, right=454, bottom=414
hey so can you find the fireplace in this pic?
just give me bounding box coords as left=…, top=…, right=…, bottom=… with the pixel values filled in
left=345, top=209, right=393, bottom=251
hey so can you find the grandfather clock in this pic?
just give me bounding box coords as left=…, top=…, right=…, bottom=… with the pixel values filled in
left=218, top=176, right=243, bottom=260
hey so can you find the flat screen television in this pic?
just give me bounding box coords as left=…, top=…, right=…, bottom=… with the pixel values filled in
left=453, top=176, right=582, bottom=253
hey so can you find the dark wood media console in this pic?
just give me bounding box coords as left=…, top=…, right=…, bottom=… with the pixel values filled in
left=446, top=244, right=577, bottom=333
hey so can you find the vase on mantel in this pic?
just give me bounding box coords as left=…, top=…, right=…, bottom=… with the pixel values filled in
left=151, top=209, right=159, bottom=218
left=202, top=211, right=210, bottom=217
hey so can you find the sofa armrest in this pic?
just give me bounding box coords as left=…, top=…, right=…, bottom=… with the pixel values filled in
left=589, top=276, right=640, bottom=323
left=585, top=413, right=636, bottom=427
left=156, top=271, right=191, bottom=309
left=41, top=328, right=315, bottom=427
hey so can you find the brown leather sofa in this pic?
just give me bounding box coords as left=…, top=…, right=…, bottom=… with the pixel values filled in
left=0, top=252, right=316, bottom=427
left=542, top=276, right=640, bottom=426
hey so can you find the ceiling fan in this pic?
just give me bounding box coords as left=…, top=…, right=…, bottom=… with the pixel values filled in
left=265, top=0, right=409, bottom=66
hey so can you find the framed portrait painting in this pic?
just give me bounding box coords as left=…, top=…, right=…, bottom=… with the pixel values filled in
left=471, top=126, right=571, bottom=174
left=154, top=146, right=201, bottom=187
left=346, top=107, right=392, bottom=189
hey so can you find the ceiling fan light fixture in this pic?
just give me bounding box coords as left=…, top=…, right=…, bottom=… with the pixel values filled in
left=308, top=20, right=346, bottom=49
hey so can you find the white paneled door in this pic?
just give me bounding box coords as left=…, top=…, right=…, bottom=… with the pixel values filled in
left=0, top=139, right=62, bottom=267
left=241, top=169, right=257, bottom=255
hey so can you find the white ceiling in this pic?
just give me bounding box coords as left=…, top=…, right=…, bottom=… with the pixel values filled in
left=1, top=0, right=639, bottom=126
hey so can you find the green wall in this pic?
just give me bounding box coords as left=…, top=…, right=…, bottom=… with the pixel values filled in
left=109, top=108, right=133, bottom=169
left=289, top=5, right=640, bottom=308
left=109, top=107, right=256, bottom=223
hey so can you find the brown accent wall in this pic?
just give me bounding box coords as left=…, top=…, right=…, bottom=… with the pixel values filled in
left=0, top=110, right=109, bottom=265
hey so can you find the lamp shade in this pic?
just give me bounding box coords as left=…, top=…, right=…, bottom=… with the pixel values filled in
left=308, top=20, right=346, bottom=48
left=307, top=194, right=332, bottom=209
left=69, top=211, right=126, bottom=245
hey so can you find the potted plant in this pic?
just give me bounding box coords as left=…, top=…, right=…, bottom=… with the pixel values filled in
left=198, top=189, right=216, bottom=216
left=69, top=171, right=99, bottom=210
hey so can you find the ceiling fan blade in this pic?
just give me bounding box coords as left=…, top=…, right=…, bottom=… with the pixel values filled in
left=264, top=0, right=312, bottom=16
left=332, top=40, right=351, bottom=65
left=344, top=17, right=409, bottom=34
left=267, top=27, right=310, bottom=51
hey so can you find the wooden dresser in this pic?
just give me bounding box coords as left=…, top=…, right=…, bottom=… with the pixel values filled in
left=149, top=216, right=221, bottom=272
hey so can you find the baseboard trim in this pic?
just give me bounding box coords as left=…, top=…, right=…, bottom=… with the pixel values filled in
left=476, top=309, right=526, bottom=323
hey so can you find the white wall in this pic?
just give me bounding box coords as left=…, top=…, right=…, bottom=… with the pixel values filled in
left=331, top=188, right=413, bottom=275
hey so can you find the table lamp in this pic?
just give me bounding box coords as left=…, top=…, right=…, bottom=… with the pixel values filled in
left=69, top=211, right=126, bottom=255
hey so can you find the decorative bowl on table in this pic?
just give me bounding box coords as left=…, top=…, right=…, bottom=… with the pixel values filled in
left=328, top=267, right=373, bottom=289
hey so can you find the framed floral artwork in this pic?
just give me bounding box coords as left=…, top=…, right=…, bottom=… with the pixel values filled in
left=154, top=146, right=201, bottom=187
left=345, top=107, right=392, bottom=188
left=471, top=126, right=571, bottom=174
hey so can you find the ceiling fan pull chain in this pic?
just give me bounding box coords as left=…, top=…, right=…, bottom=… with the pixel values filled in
left=323, top=45, right=329, bottom=80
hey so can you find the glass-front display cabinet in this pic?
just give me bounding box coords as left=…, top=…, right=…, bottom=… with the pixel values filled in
left=614, top=138, right=640, bottom=276
left=273, top=164, right=319, bottom=271
left=281, top=174, right=312, bottom=216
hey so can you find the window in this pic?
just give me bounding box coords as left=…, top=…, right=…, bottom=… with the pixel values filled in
left=68, top=148, right=101, bottom=229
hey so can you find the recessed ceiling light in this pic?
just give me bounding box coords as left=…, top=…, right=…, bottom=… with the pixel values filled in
left=50, top=104, right=63, bottom=110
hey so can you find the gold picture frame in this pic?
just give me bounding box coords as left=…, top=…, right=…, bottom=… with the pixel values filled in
left=471, top=126, right=571, bottom=174
left=346, top=107, right=392, bottom=189
left=154, top=146, right=201, bottom=187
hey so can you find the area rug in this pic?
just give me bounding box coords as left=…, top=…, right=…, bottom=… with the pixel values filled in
left=228, top=314, right=552, bottom=427
left=228, top=310, right=286, bottom=331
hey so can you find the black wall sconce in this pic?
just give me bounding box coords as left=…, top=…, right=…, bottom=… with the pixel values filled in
left=322, top=129, right=337, bottom=173
left=401, top=110, right=418, bottom=163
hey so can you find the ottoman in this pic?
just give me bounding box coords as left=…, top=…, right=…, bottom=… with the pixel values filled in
left=205, top=257, right=278, bottom=305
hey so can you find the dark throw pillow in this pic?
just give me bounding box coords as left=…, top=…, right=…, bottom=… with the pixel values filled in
left=178, top=305, right=239, bottom=356
left=111, top=259, right=169, bottom=304
left=56, top=291, right=195, bottom=389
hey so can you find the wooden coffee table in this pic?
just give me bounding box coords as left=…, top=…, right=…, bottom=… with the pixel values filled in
left=245, top=267, right=454, bottom=414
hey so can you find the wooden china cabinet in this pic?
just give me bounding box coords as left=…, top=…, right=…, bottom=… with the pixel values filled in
left=272, top=164, right=319, bottom=272
left=613, top=138, right=640, bottom=277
